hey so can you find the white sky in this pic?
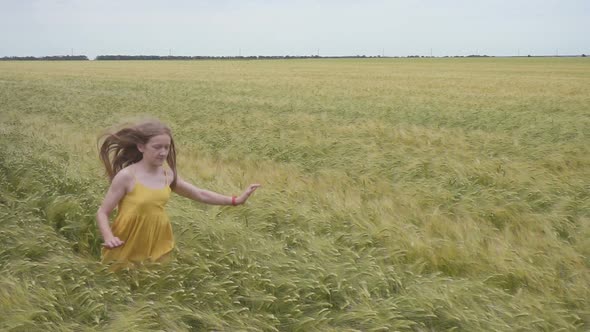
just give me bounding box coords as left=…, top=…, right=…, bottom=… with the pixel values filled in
left=1, top=0, right=588, bottom=58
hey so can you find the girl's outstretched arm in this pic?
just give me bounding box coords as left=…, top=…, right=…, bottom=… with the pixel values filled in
left=173, top=176, right=261, bottom=205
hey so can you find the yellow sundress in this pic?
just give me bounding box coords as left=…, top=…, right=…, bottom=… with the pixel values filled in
left=101, top=167, right=175, bottom=271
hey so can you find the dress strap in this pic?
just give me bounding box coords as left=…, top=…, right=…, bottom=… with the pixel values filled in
left=130, top=164, right=137, bottom=180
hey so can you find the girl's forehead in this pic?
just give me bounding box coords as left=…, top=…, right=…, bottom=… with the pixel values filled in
left=148, top=134, right=171, bottom=144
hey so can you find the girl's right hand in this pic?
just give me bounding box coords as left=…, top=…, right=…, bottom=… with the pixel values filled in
left=103, top=236, right=125, bottom=248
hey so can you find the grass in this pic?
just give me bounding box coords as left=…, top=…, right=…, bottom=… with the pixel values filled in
left=0, top=57, right=589, bottom=331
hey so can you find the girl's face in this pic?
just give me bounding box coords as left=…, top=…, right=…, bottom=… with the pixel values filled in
left=138, top=134, right=171, bottom=166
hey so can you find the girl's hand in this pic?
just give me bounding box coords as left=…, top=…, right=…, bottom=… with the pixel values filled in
left=236, top=184, right=261, bottom=205
left=103, top=236, right=125, bottom=249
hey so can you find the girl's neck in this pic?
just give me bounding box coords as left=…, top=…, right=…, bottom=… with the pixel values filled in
left=136, top=159, right=161, bottom=174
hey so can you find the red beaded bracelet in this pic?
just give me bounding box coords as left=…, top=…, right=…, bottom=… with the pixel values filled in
left=232, top=196, right=237, bottom=206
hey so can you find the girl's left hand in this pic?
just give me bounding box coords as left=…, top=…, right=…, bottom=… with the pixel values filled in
left=237, top=184, right=261, bottom=205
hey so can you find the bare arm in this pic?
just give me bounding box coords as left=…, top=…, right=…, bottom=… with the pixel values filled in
left=173, top=176, right=260, bottom=205
left=96, top=170, right=132, bottom=248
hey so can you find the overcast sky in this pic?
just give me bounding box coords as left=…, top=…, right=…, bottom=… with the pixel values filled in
left=1, top=0, right=588, bottom=58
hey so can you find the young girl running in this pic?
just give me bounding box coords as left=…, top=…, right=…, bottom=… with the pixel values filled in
left=96, top=119, right=260, bottom=271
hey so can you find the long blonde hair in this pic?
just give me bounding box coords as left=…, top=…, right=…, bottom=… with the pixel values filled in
left=98, top=119, right=178, bottom=188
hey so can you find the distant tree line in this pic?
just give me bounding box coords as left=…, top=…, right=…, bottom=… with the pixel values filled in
left=1, top=54, right=587, bottom=61
left=94, top=55, right=387, bottom=60
left=0, top=55, right=89, bottom=61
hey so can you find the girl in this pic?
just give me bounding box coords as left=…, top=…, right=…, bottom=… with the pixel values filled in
left=96, top=119, right=260, bottom=271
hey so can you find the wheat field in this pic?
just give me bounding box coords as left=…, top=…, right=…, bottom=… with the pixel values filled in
left=0, top=58, right=589, bottom=331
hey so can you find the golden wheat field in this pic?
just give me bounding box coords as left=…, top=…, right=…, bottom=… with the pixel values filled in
left=0, top=58, right=589, bottom=331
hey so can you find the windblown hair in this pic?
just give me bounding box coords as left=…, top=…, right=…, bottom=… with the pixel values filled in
left=98, top=119, right=178, bottom=188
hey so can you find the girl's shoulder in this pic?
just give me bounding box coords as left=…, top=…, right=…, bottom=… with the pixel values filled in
left=112, top=166, right=135, bottom=191
left=118, top=165, right=136, bottom=179
left=164, top=166, right=175, bottom=183
left=165, top=166, right=175, bottom=176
